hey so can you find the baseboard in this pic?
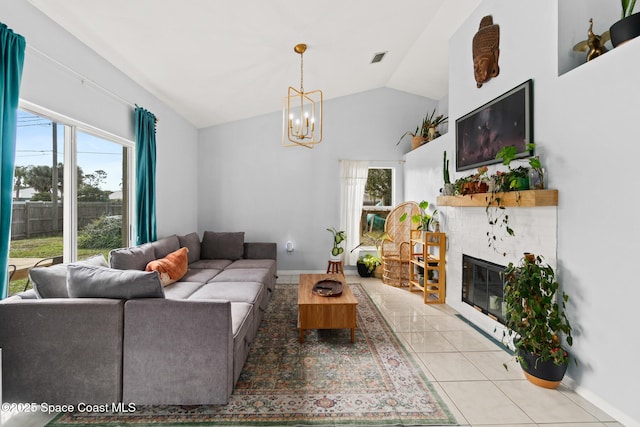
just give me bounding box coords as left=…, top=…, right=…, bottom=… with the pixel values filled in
left=562, top=379, right=636, bottom=426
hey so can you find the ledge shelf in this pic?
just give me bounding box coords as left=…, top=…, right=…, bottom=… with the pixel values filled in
left=437, top=189, right=558, bottom=207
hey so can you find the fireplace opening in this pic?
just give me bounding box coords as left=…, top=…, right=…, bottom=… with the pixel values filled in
left=462, top=255, right=506, bottom=323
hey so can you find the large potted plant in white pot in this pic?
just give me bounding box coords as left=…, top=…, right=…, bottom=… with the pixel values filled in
left=610, top=0, right=640, bottom=47
left=500, top=253, right=574, bottom=389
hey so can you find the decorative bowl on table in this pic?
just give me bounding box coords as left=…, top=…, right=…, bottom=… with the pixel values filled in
left=312, top=279, right=343, bottom=297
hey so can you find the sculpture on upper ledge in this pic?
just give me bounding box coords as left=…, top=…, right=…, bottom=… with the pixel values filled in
left=573, top=18, right=610, bottom=62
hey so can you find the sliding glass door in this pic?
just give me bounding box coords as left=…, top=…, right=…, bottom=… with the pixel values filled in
left=8, top=105, right=133, bottom=295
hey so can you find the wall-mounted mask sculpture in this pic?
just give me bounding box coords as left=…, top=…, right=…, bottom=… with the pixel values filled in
left=473, top=15, right=500, bottom=88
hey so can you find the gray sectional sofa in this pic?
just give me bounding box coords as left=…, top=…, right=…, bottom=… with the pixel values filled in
left=0, top=231, right=277, bottom=405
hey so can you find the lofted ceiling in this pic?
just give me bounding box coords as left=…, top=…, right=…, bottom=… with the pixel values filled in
left=29, top=0, right=480, bottom=129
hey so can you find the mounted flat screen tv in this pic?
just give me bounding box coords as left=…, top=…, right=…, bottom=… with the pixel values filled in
left=456, top=79, right=533, bottom=171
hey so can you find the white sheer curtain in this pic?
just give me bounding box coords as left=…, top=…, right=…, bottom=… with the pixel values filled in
left=339, top=160, right=369, bottom=266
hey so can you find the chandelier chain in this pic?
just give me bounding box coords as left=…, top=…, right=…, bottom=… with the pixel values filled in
left=299, top=51, right=304, bottom=93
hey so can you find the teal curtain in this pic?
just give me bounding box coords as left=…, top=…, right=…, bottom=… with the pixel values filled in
left=0, top=23, right=26, bottom=299
left=134, top=106, right=157, bottom=245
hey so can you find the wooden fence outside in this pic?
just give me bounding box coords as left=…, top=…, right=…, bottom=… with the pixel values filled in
left=11, top=201, right=123, bottom=240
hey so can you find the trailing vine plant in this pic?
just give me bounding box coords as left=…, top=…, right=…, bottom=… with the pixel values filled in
left=484, top=187, right=523, bottom=256
left=484, top=143, right=535, bottom=256
left=485, top=193, right=512, bottom=256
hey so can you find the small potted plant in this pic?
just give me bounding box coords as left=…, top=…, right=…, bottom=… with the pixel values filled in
left=610, top=0, right=640, bottom=47
left=495, top=143, right=541, bottom=190
left=454, top=174, right=474, bottom=195
left=396, top=108, right=448, bottom=150
left=452, top=167, right=489, bottom=195
left=500, top=253, right=574, bottom=389
left=442, top=151, right=455, bottom=196
left=400, top=200, right=438, bottom=236
left=327, top=227, right=346, bottom=260
left=475, top=166, right=490, bottom=193
left=351, top=231, right=387, bottom=278
left=356, top=254, right=381, bottom=277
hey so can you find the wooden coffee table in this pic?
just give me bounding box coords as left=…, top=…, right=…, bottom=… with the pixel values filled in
left=298, top=273, right=358, bottom=343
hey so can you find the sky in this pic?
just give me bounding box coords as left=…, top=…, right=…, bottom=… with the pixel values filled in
left=16, top=110, right=123, bottom=192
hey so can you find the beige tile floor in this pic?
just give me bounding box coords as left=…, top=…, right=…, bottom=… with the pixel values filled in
left=0, top=273, right=624, bottom=427
left=334, top=273, right=623, bottom=427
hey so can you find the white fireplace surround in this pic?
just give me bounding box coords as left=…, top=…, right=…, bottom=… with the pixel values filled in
left=439, top=204, right=558, bottom=342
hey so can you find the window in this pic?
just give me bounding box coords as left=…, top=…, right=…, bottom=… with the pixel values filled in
left=8, top=105, right=133, bottom=295
left=360, top=167, right=394, bottom=246
left=76, top=130, right=129, bottom=261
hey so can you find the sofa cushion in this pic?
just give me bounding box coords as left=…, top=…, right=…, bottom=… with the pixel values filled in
left=180, top=268, right=220, bottom=284
left=145, top=247, right=189, bottom=286
left=178, top=232, right=201, bottom=264
left=162, top=281, right=207, bottom=300
left=30, top=254, right=108, bottom=299
left=201, top=231, right=244, bottom=261
left=243, top=242, right=277, bottom=260
left=150, top=235, right=181, bottom=259
left=67, top=265, right=165, bottom=299
left=211, top=268, right=271, bottom=284
left=231, top=302, right=253, bottom=339
left=231, top=302, right=254, bottom=384
left=226, top=259, right=276, bottom=270
left=109, top=243, right=155, bottom=271
left=187, top=282, right=264, bottom=306
left=189, top=259, right=232, bottom=270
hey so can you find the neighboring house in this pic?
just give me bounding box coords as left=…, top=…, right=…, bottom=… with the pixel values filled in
left=12, top=186, right=36, bottom=201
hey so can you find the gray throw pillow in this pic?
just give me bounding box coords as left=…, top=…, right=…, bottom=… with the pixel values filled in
left=178, top=232, right=201, bottom=264
left=150, top=235, right=180, bottom=259
left=30, top=254, right=108, bottom=299
left=109, top=243, right=155, bottom=270
left=201, top=231, right=244, bottom=260
left=67, top=264, right=165, bottom=299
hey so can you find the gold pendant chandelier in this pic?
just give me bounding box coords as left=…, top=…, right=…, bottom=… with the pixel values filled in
left=282, top=43, right=323, bottom=148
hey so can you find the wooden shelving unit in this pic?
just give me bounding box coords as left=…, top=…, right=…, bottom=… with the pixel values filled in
left=409, top=232, right=446, bottom=304
left=437, top=189, right=558, bottom=208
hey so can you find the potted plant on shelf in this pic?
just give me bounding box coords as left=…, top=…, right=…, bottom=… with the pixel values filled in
left=400, top=200, right=438, bottom=237
left=396, top=108, right=448, bottom=150
left=442, top=151, right=455, bottom=196
left=500, top=253, right=574, bottom=389
left=610, top=0, right=640, bottom=47
left=454, top=174, right=475, bottom=195
left=495, top=143, right=542, bottom=190
left=327, top=227, right=346, bottom=260
left=452, top=166, right=489, bottom=195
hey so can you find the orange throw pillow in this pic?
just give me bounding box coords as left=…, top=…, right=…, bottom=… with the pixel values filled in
left=145, top=247, right=189, bottom=286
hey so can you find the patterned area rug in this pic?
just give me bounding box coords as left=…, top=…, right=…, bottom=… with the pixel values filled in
left=48, top=283, right=457, bottom=426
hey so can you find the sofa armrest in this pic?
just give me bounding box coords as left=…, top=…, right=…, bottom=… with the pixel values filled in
left=243, top=242, right=277, bottom=260
left=122, top=299, right=234, bottom=405
left=0, top=298, right=124, bottom=404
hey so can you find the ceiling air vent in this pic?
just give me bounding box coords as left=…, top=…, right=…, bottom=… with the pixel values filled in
left=370, top=51, right=387, bottom=64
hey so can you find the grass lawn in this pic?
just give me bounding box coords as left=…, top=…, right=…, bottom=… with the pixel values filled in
left=8, top=236, right=112, bottom=296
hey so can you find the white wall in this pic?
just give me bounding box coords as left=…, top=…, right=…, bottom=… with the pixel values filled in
left=3, top=1, right=199, bottom=237
left=197, top=88, right=437, bottom=270
left=408, top=0, right=639, bottom=424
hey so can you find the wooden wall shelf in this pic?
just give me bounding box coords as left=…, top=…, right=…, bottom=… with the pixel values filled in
left=437, top=189, right=558, bottom=207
